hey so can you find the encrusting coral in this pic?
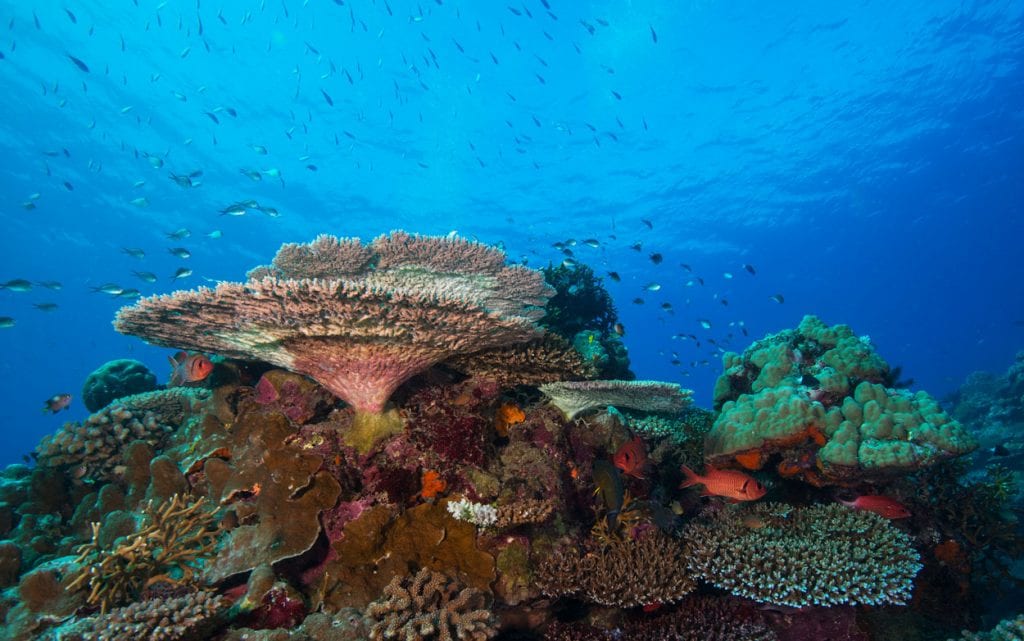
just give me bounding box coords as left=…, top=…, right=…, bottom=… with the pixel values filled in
left=539, top=379, right=693, bottom=419
left=364, top=568, right=497, bottom=641
left=951, top=614, right=1024, bottom=641
left=684, top=503, right=922, bottom=607
left=60, top=589, right=227, bottom=641
left=35, top=388, right=209, bottom=484
left=536, top=531, right=696, bottom=607
left=66, top=493, right=220, bottom=613
left=114, top=231, right=553, bottom=452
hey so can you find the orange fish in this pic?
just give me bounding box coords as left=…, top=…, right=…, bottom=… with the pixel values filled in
left=42, top=393, right=72, bottom=414
left=612, top=436, right=648, bottom=479
left=169, top=351, right=214, bottom=386
left=679, top=464, right=766, bottom=502
left=837, top=495, right=910, bottom=519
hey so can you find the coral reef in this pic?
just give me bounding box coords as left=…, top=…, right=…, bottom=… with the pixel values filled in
left=66, top=493, right=220, bottom=613
left=949, top=352, right=1024, bottom=467
left=536, top=531, right=696, bottom=607
left=61, top=590, right=226, bottom=640
left=364, top=568, right=497, bottom=641
left=706, top=317, right=976, bottom=485
left=114, top=232, right=553, bottom=426
left=35, top=388, right=209, bottom=484
left=540, top=262, right=618, bottom=338
left=685, top=503, right=922, bottom=607
left=81, top=358, right=158, bottom=413
left=539, top=380, right=692, bottom=419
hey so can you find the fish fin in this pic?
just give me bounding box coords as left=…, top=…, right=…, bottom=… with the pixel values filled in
left=678, top=465, right=701, bottom=489
left=740, top=478, right=750, bottom=492
left=700, top=489, right=714, bottom=497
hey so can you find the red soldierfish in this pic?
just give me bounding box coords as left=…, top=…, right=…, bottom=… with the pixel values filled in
left=837, top=495, right=910, bottom=519
left=42, top=393, right=72, bottom=413
left=612, top=436, right=648, bottom=479
left=679, top=464, right=767, bottom=502
left=169, top=351, right=214, bottom=386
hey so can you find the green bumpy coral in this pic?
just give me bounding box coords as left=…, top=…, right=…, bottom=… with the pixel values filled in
left=706, top=316, right=976, bottom=485
left=684, top=503, right=922, bottom=608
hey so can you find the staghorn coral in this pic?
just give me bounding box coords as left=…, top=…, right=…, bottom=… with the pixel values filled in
left=62, top=589, right=226, bottom=641
left=81, top=359, right=158, bottom=413
left=66, top=494, right=220, bottom=614
left=685, top=502, right=922, bottom=607
left=539, top=380, right=693, bottom=419
left=35, top=388, right=208, bottom=484
left=443, top=335, right=597, bottom=389
left=536, top=531, right=696, bottom=607
left=365, top=568, right=497, bottom=641
left=114, top=231, right=553, bottom=427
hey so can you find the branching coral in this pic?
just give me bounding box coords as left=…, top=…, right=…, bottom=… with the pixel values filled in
left=539, top=380, right=693, bottom=419
left=952, top=614, right=1024, bottom=641
left=443, top=335, right=597, bottom=389
left=62, top=589, right=226, bottom=640
left=36, top=388, right=208, bottom=484
left=115, top=232, right=553, bottom=424
left=66, top=494, right=220, bottom=613
left=536, top=532, right=696, bottom=607
left=364, top=568, right=497, bottom=641
left=684, top=503, right=922, bottom=607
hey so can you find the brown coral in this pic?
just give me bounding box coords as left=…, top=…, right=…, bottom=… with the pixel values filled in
left=35, top=388, right=208, bottom=484
left=66, top=494, right=220, bottom=613
left=365, top=568, right=497, bottom=641
left=114, top=231, right=553, bottom=423
left=536, top=531, right=696, bottom=608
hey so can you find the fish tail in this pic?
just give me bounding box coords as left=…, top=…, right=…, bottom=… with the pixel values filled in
left=678, top=465, right=701, bottom=489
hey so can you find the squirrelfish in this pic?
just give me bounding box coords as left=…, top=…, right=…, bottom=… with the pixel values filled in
left=169, top=351, right=214, bottom=386
left=837, top=495, right=910, bottom=519
left=612, top=436, right=647, bottom=479
left=679, top=464, right=766, bottom=502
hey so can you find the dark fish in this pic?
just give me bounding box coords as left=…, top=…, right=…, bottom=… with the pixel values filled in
left=579, top=19, right=595, bottom=35
left=63, top=181, right=74, bottom=191
left=769, top=294, right=785, bottom=304
left=649, top=252, right=663, bottom=265
left=168, top=247, right=191, bottom=259
left=613, top=323, right=625, bottom=336
left=321, top=88, right=334, bottom=106
left=629, top=242, right=642, bottom=251
left=800, top=374, right=820, bottom=387
left=592, top=459, right=624, bottom=530
left=0, top=317, right=14, bottom=328
left=641, top=218, right=653, bottom=229
left=991, top=444, right=1009, bottom=457
left=650, top=24, right=658, bottom=43
left=66, top=53, right=90, bottom=72
left=607, top=271, right=621, bottom=282
left=611, top=90, right=622, bottom=100
left=204, top=111, right=220, bottom=124
left=632, top=297, right=644, bottom=305
left=64, top=8, right=77, bottom=23
left=743, top=263, right=756, bottom=275
left=507, top=5, right=522, bottom=16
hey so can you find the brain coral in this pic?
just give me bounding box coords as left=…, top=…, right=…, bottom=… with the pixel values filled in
left=706, top=316, right=976, bottom=484
left=81, top=359, right=158, bottom=412
left=684, top=503, right=922, bottom=607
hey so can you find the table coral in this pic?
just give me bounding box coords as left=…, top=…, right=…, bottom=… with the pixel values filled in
left=684, top=503, right=922, bottom=607
left=706, top=317, right=976, bottom=485
left=536, top=531, right=696, bottom=607
left=539, top=380, right=693, bottom=419
left=114, top=231, right=553, bottom=452
left=443, top=335, right=596, bottom=389
left=365, top=568, right=497, bottom=641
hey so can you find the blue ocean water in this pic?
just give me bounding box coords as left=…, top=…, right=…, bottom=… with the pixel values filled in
left=0, top=0, right=1021, bottom=465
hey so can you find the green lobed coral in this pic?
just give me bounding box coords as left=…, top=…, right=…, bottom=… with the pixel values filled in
left=706, top=316, right=976, bottom=484
left=81, top=359, right=158, bottom=413
left=684, top=503, right=922, bottom=607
